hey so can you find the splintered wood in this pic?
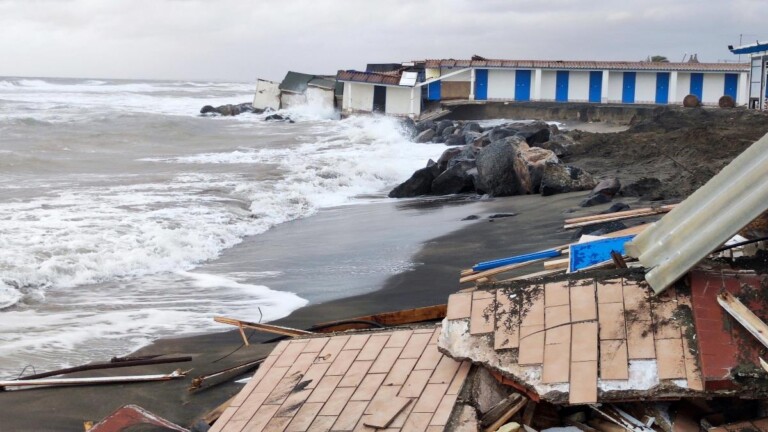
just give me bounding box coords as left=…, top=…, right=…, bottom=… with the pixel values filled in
left=212, top=328, right=471, bottom=432
left=444, top=276, right=703, bottom=405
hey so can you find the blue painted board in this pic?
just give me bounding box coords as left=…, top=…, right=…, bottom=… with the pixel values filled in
left=556, top=71, right=569, bottom=102
left=515, top=70, right=531, bottom=101
left=622, top=72, right=636, bottom=103
left=473, top=249, right=561, bottom=272
left=427, top=81, right=441, bottom=101
left=655, top=72, right=670, bottom=104
left=589, top=71, right=602, bottom=103
left=724, top=74, right=738, bottom=99
left=568, top=235, right=636, bottom=272
left=475, top=69, right=488, bottom=101
left=690, top=73, right=704, bottom=100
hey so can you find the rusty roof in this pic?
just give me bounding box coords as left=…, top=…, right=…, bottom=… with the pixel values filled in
left=423, top=59, right=749, bottom=72
left=336, top=70, right=404, bottom=86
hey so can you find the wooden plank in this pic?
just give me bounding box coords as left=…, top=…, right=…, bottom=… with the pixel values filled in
left=544, top=258, right=570, bottom=270
left=460, top=257, right=551, bottom=284
left=214, top=316, right=312, bottom=337
left=717, top=291, right=768, bottom=349
left=599, top=340, right=629, bottom=380
left=312, top=304, right=447, bottom=332
left=563, top=204, right=677, bottom=228
left=569, top=361, right=598, bottom=404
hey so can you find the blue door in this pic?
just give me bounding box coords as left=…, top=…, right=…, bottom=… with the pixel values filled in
left=589, top=71, right=602, bottom=103
left=427, top=81, right=441, bottom=101
left=655, top=72, right=670, bottom=104
left=622, top=72, right=636, bottom=103
left=724, top=74, right=738, bottom=99
left=515, top=70, right=531, bottom=101
left=690, top=73, right=704, bottom=99
left=555, top=71, right=569, bottom=102
left=475, top=69, right=488, bottom=100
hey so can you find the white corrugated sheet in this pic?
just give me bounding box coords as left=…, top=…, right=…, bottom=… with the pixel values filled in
left=625, top=132, right=768, bottom=293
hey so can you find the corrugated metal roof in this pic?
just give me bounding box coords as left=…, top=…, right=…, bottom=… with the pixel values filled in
left=336, top=70, right=404, bottom=86
left=278, top=71, right=314, bottom=93
left=307, top=77, right=335, bottom=90
left=423, top=59, right=748, bottom=72
left=625, top=132, right=768, bottom=294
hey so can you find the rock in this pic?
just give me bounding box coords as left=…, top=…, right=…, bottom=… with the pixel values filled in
left=437, top=147, right=463, bottom=171
left=399, top=118, right=418, bottom=138
left=540, top=165, right=596, bottom=196
left=471, top=367, right=510, bottom=414
left=265, top=113, right=294, bottom=122
left=431, top=161, right=476, bottom=195
left=452, top=404, right=480, bottom=432
left=591, top=177, right=621, bottom=197
left=488, top=213, right=516, bottom=219
left=462, top=122, right=482, bottom=134
left=538, top=140, right=569, bottom=157
left=683, top=94, right=701, bottom=108
left=621, top=177, right=664, bottom=200
left=200, top=105, right=216, bottom=114
left=580, top=193, right=612, bottom=207
left=388, top=161, right=441, bottom=198
left=515, top=121, right=551, bottom=145
left=601, top=202, right=630, bottom=214
left=488, top=127, right=516, bottom=142
left=475, top=140, right=532, bottom=196
left=415, top=119, right=435, bottom=133
left=436, top=120, right=454, bottom=136
left=415, top=129, right=436, bottom=143
left=462, top=215, right=480, bottom=221
left=200, top=103, right=257, bottom=116
left=442, top=125, right=456, bottom=137
left=579, top=220, right=627, bottom=236
left=463, top=131, right=482, bottom=145
left=522, top=147, right=559, bottom=193
left=444, top=135, right=466, bottom=146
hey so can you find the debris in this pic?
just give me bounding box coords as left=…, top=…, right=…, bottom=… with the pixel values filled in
left=189, top=357, right=265, bottom=391
left=12, top=355, right=191, bottom=381
left=716, top=291, right=768, bottom=349
left=473, top=249, right=563, bottom=272
left=214, top=316, right=312, bottom=345
left=484, top=399, right=529, bottom=432
left=363, top=397, right=413, bottom=428
left=568, top=235, right=635, bottom=272
left=563, top=205, right=676, bottom=230
left=310, top=304, right=447, bottom=332
left=88, top=404, right=189, bottom=432
left=0, top=369, right=186, bottom=390
left=481, top=393, right=525, bottom=428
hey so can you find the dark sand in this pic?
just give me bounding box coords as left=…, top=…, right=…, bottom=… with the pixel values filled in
left=0, top=189, right=630, bottom=431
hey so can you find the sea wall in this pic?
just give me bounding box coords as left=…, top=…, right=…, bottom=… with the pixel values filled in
left=443, top=102, right=662, bottom=125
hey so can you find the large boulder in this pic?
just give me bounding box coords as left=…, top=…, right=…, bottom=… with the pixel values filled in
left=415, top=119, right=435, bottom=133
left=515, top=121, right=551, bottom=145
left=414, top=129, right=436, bottom=143
left=474, top=140, right=532, bottom=196
left=462, top=122, right=483, bottom=134
left=388, top=161, right=441, bottom=198
left=431, top=160, right=476, bottom=195
left=540, top=164, right=596, bottom=196
left=399, top=118, right=418, bottom=138
left=488, top=127, right=517, bottom=142
left=436, top=147, right=463, bottom=171
left=441, top=125, right=456, bottom=138
left=436, top=120, right=454, bottom=136
left=444, top=135, right=465, bottom=146
left=463, top=131, right=482, bottom=145
left=537, top=133, right=575, bottom=157
left=522, top=147, right=559, bottom=193
left=591, top=177, right=621, bottom=197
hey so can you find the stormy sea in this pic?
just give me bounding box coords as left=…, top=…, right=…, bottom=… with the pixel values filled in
left=0, top=77, right=444, bottom=377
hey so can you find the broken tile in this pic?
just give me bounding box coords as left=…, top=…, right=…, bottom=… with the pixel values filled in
left=412, top=383, right=450, bottom=413
left=350, top=373, right=387, bottom=401
left=545, top=281, right=570, bottom=307
left=383, top=358, right=418, bottom=386
left=446, top=292, right=472, bottom=320
left=470, top=296, right=495, bottom=335
left=571, top=322, right=598, bottom=362
left=363, top=397, right=413, bottom=429
left=598, top=302, right=626, bottom=340
left=518, top=325, right=545, bottom=365
left=399, top=369, right=432, bottom=398
left=569, top=361, right=598, bottom=404
left=656, top=338, right=686, bottom=380
left=542, top=343, right=570, bottom=383
left=545, top=304, right=571, bottom=345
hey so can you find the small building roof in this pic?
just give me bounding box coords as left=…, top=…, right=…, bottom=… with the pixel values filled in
left=730, top=41, right=768, bottom=55
left=366, top=63, right=403, bottom=73
left=307, top=77, right=336, bottom=90
left=336, top=70, right=404, bottom=86
left=212, top=327, right=471, bottom=432
left=279, top=71, right=315, bottom=94
left=423, top=59, right=749, bottom=72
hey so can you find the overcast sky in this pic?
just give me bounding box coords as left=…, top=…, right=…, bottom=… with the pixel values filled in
left=0, top=0, right=765, bottom=82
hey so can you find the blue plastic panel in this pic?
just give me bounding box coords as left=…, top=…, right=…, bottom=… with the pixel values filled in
left=568, top=235, right=636, bottom=272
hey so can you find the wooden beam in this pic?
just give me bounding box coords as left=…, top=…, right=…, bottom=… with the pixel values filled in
left=0, top=370, right=186, bottom=389
left=214, top=317, right=312, bottom=338
left=564, top=205, right=677, bottom=225
left=461, top=257, right=551, bottom=284
left=544, top=258, right=570, bottom=270
left=717, top=291, right=768, bottom=349
left=312, top=304, right=447, bottom=332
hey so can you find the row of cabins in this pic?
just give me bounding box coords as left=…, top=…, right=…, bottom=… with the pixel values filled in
left=335, top=59, right=749, bottom=119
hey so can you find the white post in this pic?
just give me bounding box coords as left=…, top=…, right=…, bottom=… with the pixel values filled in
left=410, top=87, right=416, bottom=118
left=738, top=71, right=748, bottom=106
left=601, top=70, right=610, bottom=103
left=470, top=68, right=476, bottom=100
left=533, top=69, right=543, bottom=101
left=346, top=82, right=352, bottom=113
left=669, top=71, right=678, bottom=104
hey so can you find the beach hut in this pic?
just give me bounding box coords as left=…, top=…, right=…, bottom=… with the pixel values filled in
left=729, top=41, right=768, bottom=109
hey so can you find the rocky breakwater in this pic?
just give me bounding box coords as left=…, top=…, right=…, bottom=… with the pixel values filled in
left=390, top=119, right=597, bottom=199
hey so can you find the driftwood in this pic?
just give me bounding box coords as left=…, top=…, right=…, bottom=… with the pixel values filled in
left=717, top=291, right=768, bottom=349
left=214, top=316, right=312, bottom=345
left=189, top=357, right=266, bottom=391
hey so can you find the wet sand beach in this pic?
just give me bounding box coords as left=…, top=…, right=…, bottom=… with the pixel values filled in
left=0, top=190, right=604, bottom=430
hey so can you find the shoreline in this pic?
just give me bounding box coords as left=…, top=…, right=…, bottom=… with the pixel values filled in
left=0, top=189, right=609, bottom=430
